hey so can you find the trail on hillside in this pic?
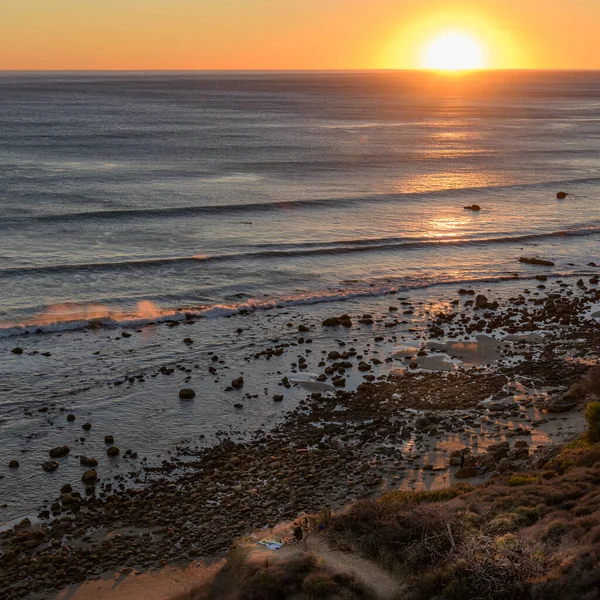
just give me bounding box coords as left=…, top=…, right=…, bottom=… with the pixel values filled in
left=246, top=533, right=402, bottom=600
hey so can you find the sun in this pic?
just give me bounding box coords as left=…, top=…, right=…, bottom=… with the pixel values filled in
left=423, top=32, right=486, bottom=71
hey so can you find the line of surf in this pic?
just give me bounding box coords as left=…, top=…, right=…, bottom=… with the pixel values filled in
left=0, top=271, right=591, bottom=340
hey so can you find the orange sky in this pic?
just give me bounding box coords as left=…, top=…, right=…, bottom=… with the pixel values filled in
left=1, top=0, right=599, bottom=70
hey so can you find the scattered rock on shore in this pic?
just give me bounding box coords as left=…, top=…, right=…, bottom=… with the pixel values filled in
left=49, top=446, right=70, bottom=458
left=179, top=388, right=196, bottom=400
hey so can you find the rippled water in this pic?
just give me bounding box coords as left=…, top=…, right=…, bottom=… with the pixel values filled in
left=1, top=71, right=599, bottom=332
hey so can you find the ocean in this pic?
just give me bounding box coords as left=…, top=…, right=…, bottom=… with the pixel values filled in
left=1, top=70, right=599, bottom=521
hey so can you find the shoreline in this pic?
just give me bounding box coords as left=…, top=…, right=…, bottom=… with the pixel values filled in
left=1, top=273, right=600, bottom=598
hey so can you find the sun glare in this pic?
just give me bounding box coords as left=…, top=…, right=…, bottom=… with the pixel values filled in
left=424, top=32, right=485, bottom=71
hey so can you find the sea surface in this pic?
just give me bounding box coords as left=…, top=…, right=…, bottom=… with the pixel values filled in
left=1, top=70, right=600, bottom=521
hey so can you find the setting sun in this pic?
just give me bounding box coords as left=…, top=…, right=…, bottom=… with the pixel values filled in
left=424, top=32, right=486, bottom=70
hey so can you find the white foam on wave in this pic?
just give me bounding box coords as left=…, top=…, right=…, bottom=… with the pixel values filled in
left=0, top=271, right=589, bottom=340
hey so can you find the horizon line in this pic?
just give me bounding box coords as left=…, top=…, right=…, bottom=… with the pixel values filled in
left=1, top=68, right=600, bottom=74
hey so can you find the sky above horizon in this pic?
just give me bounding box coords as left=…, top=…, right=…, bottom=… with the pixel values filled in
left=1, top=0, right=599, bottom=71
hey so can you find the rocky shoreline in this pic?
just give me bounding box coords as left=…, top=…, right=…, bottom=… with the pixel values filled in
left=1, top=274, right=600, bottom=599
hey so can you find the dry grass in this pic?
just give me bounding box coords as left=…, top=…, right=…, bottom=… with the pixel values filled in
left=324, top=439, right=600, bottom=600
left=208, top=551, right=375, bottom=600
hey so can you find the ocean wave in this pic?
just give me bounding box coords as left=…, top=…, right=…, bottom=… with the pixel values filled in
left=2, top=225, right=599, bottom=278
left=0, top=271, right=589, bottom=340
left=3, top=176, right=600, bottom=227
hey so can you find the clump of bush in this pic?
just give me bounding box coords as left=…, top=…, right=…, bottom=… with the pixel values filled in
left=326, top=499, right=463, bottom=576
left=508, top=474, right=540, bottom=486
left=378, top=483, right=474, bottom=508
left=225, top=552, right=373, bottom=600
left=411, top=533, right=554, bottom=600
left=585, top=401, right=600, bottom=443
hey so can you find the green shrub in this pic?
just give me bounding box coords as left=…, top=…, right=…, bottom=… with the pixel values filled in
left=585, top=401, right=600, bottom=443
left=378, top=483, right=474, bottom=508
left=508, top=474, right=539, bottom=486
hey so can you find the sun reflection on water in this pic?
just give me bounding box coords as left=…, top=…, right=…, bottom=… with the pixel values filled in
left=397, top=170, right=506, bottom=194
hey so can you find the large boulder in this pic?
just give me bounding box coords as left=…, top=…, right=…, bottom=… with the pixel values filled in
left=498, top=457, right=511, bottom=472
left=455, top=467, right=478, bottom=478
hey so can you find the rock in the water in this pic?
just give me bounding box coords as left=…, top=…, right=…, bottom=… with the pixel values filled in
left=67, top=414, right=76, bottom=422
left=49, top=446, right=70, bottom=458
left=81, top=469, right=98, bottom=484
left=332, top=377, right=346, bottom=387
left=80, top=456, right=98, bottom=467
left=42, top=461, right=59, bottom=472
left=104, top=435, right=114, bottom=444
left=556, top=191, right=568, bottom=199
left=107, top=446, right=120, bottom=457
left=183, top=337, right=194, bottom=344
left=231, top=377, right=244, bottom=390
left=464, top=204, right=481, bottom=211
left=322, top=317, right=341, bottom=327
left=11, top=347, right=23, bottom=354
left=179, top=388, right=196, bottom=400
left=82, top=422, right=92, bottom=431
left=519, top=257, right=555, bottom=266
left=298, top=324, right=310, bottom=332
left=8, top=460, right=19, bottom=469
left=273, top=394, right=284, bottom=402
left=455, top=466, right=478, bottom=478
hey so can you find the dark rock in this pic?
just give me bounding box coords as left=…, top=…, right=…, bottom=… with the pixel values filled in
left=179, top=388, right=196, bottom=400
left=273, top=394, right=284, bottom=402
left=49, top=446, right=70, bottom=458
left=107, top=446, right=120, bottom=457
left=82, top=422, right=92, bottom=431
left=80, top=456, right=98, bottom=467
left=11, top=347, right=23, bottom=354
left=322, top=317, right=341, bottom=327
left=67, top=414, right=76, bottom=422
left=231, top=377, right=244, bottom=390
left=81, top=469, right=98, bottom=484
left=455, top=466, right=478, bottom=478
left=519, top=257, right=555, bottom=266
left=556, top=192, right=568, bottom=199
left=42, top=461, right=59, bottom=472
left=464, top=205, right=481, bottom=211
left=104, top=435, right=114, bottom=444
left=8, top=460, right=19, bottom=469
